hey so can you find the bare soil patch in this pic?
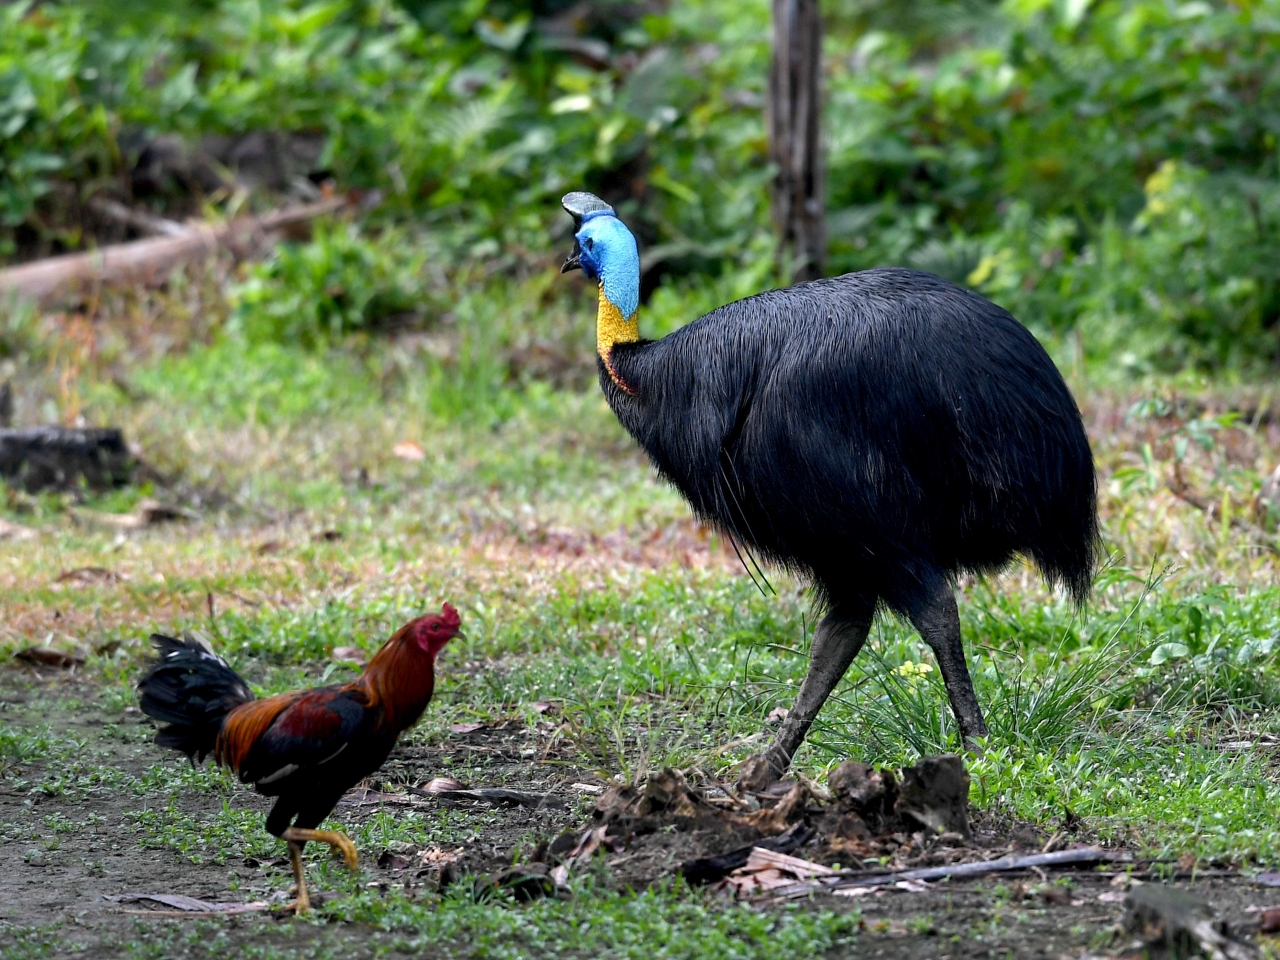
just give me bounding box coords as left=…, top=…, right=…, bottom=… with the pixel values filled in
left=5, top=672, right=1280, bottom=959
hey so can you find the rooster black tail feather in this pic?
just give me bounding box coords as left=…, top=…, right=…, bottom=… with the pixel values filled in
left=137, top=634, right=254, bottom=762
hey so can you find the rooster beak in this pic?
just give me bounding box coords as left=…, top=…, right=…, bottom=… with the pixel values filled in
left=560, top=239, right=582, bottom=274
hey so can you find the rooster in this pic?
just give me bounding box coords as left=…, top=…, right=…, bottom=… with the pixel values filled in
left=137, top=604, right=462, bottom=912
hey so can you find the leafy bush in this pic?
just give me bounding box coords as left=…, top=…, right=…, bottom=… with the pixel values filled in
left=966, top=161, right=1280, bottom=372
left=825, top=0, right=1280, bottom=371
left=230, top=220, right=434, bottom=346
left=6, top=0, right=1280, bottom=370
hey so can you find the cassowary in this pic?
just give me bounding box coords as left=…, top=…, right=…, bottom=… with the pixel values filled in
left=558, top=191, right=1097, bottom=778
left=137, top=605, right=463, bottom=912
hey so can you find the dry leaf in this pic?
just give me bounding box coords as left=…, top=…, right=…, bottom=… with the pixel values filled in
left=894, top=879, right=931, bottom=893
left=56, top=566, right=121, bottom=586
left=743, top=847, right=834, bottom=878
left=566, top=827, right=608, bottom=861
left=450, top=721, right=484, bottom=734
left=766, top=706, right=789, bottom=723
left=571, top=782, right=604, bottom=795
left=723, top=846, right=834, bottom=897
left=532, top=700, right=556, bottom=714
left=137, top=500, right=196, bottom=524
left=77, top=498, right=194, bottom=530
left=393, top=441, right=426, bottom=461
left=14, top=647, right=84, bottom=669
left=420, top=777, right=469, bottom=794
left=418, top=846, right=464, bottom=867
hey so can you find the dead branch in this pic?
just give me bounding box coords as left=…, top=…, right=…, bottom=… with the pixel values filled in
left=769, top=846, right=1126, bottom=898
left=0, top=196, right=349, bottom=309
left=87, top=197, right=188, bottom=237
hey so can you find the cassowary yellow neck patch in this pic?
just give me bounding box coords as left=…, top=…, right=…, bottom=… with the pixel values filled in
left=597, top=283, right=639, bottom=391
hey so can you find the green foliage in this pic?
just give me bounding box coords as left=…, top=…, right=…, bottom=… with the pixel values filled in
left=0, top=0, right=774, bottom=271
left=129, top=337, right=380, bottom=425
left=230, top=220, right=435, bottom=346
left=825, top=0, right=1280, bottom=372
left=7, top=0, right=1280, bottom=368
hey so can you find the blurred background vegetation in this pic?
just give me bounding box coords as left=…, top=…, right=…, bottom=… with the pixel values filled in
left=3, top=0, right=1280, bottom=377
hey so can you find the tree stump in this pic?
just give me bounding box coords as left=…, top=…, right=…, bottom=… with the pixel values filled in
left=0, top=427, right=134, bottom=492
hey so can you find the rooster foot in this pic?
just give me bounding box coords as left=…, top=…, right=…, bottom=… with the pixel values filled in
left=282, top=827, right=359, bottom=871
left=285, top=840, right=313, bottom=915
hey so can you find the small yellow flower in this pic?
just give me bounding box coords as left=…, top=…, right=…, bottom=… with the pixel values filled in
left=893, top=661, right=935, bottom=682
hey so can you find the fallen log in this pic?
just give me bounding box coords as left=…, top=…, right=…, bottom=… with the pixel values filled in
left=87, top=196, right=188, bottom=237
left=0, top=196, right=349, bottom=309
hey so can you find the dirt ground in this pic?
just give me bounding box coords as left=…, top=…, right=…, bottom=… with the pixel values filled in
left=4, top=670, right=1279, bottom=960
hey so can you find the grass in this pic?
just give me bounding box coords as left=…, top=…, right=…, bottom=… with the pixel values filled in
left=4, top=267, right=1280, bottom=956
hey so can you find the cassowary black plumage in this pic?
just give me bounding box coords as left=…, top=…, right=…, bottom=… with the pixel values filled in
left=559, top=191, right=1098, bottom=776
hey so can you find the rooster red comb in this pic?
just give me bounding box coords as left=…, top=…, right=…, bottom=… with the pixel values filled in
left=440, top=602, right=461, bottom=628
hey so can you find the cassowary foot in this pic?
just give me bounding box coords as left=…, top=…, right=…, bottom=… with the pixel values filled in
left=738, top=602, right=876, bottom=790
left=282, top=827, right=359, bottom=871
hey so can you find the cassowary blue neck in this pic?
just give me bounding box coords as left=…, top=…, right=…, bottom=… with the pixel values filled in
left=584, top=213, right=641, bottom=390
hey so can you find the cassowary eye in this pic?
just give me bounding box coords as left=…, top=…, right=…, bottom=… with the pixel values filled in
left=584, top=238, right=594, bottom=250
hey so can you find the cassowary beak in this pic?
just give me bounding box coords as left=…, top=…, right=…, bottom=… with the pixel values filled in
left=560, top=239, right=582, bottom=274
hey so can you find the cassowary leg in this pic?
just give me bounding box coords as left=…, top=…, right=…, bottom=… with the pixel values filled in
left=907, top=581, right=988, bottom=751
left=286, top=840, right=312, bottom=914
left=755, top=601, right=875, bottom=781
left=281, top=827, right=359, bottom=871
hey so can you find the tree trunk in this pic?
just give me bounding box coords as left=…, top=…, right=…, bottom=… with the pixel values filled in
left=768, top=0, right=825, bottom=282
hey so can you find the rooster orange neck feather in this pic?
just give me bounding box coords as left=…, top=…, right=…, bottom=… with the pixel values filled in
left=356, top=625, right=437, bottom=732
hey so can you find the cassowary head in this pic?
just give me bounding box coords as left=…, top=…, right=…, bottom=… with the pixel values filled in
left=560, top=191, right=640, bottom=320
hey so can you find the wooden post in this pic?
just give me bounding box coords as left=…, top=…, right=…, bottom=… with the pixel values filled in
left=768, top=0, right=825, bottom=283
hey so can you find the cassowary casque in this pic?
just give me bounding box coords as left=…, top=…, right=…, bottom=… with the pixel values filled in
left=559, top=191, right=1098, bottom=778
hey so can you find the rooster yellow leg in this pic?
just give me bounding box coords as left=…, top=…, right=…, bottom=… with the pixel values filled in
left=281, top=827, right=359, bottom=871
left=286, top=840, right=311, bottom=915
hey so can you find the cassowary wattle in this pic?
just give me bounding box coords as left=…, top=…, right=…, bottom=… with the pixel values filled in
left=559, top=191, right=1098, bottom=779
